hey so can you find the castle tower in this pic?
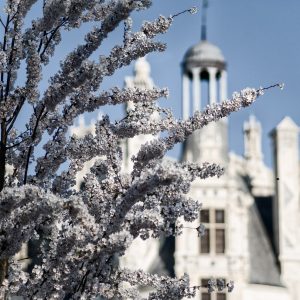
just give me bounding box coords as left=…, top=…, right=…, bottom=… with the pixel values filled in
left=121, top=57, right=162, bottom=276
left=176, top=4, right=234, bottom=299
left=176, top=31, right=233, bottom=295
left=181, top=25, right=228, bottom=165
left=272, top=117, right=300, bottom=299
left=123, top=57, right=157, bottom=171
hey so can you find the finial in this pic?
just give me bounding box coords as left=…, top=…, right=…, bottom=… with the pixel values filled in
left=201, top=0, right=209, bottom=41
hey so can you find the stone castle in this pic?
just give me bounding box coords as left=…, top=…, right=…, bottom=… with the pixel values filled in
left=69, top=13, right=300, bottom=299
left=115, top=36, right=300, bottom=300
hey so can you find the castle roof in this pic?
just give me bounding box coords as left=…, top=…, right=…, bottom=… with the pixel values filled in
left=183, top=41, right=226, bottom=71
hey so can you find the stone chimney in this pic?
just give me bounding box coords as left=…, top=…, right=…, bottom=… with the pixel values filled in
left=272, top=117, right=300, bottom=299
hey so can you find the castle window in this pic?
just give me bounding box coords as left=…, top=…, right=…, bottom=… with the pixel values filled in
left=215, top=210, right=224, bottom=223
left=201, top=209, right=210, bottom=223
left=200, top=228, right=210, bottom=253
left=200, top=209, right=226, bottom=254
left=200, top=279, right=227, bottom=300
left=216, top=294, right=226, bottom=300
left=216, top=229, right=225, bottom=253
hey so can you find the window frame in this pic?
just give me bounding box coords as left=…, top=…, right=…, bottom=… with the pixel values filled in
left=199, top=208, right=226, bottom=255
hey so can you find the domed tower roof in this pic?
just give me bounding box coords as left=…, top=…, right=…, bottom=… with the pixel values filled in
left=183, top=40, right=226, bottom=72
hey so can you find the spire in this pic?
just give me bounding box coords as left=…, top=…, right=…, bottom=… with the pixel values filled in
left=201, top=0, right=209, bottom=41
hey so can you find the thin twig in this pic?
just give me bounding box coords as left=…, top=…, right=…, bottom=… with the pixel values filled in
left=6, top=137, right=30, bottom=149
left=0, top=18, right=5, bottom=28
left=259, top=83, right=284, bottom=92
left=171, top=7, right=198, bottom=19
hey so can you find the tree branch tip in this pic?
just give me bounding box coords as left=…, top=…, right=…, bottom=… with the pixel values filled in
left=258, top=82, right=285, bottom=93
left=171, top=7, right=198, bottom=19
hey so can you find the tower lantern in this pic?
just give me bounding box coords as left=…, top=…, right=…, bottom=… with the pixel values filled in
left=181, top=1, right=228, bottom=164
left=181, top=41, right=227, bottom=119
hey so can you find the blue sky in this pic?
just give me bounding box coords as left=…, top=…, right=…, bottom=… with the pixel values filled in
left=8, top=0, right=300, bottom=167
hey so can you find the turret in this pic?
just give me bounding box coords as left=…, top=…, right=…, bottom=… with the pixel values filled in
left=123, top=57, right=157, bottom=171
left=243, top=115, right=274, bottom=196
left=181, top=40, right=228, bottom=165
left=120, top=57, right=162, bottom=279
left=244, top=115, right=263, bottom=162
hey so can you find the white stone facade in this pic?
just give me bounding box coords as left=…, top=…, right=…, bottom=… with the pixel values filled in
left=176, top=40, right=300, bottom=300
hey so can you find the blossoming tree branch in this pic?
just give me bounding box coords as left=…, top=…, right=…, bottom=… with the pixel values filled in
left=0, top=0, right=282, bottom=299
